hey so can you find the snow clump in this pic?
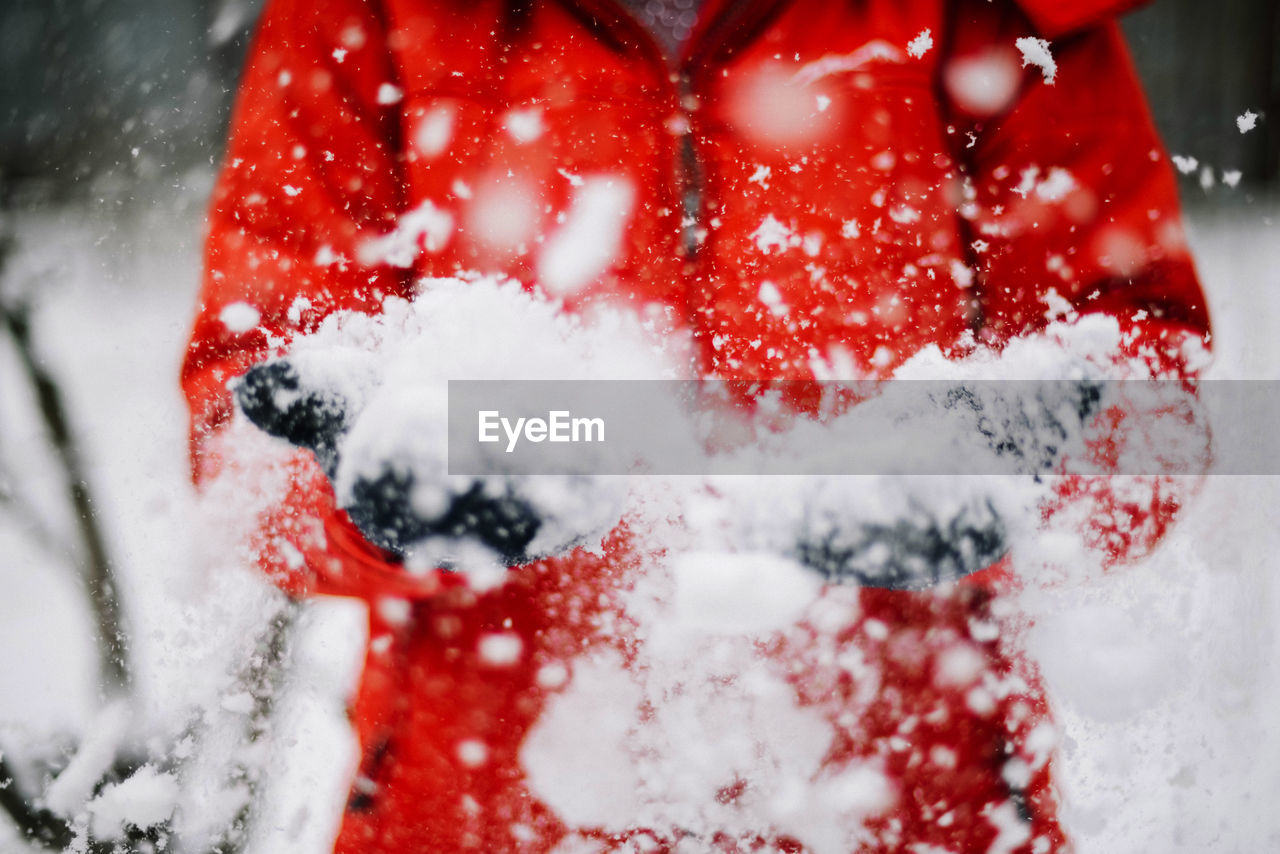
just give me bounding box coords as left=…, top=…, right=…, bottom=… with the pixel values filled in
left=1015, top=36, right=1057, bottom=84
left=252, top=275, right=693, bottom=572
left=85, top=765, right=180, bottom=840
left=218, top=301, right=260, bottom=333
left=906, top=29, right=933, bottom=59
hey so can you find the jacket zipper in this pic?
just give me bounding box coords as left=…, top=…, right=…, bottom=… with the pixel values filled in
left=574, top=0, right=770, bottom=262
left=584, top=0, right=709, bottom=261
left=675, top=71, right=706, bottom=261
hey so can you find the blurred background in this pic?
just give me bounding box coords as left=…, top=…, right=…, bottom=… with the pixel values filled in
left=0, top=1, right=1278, bottom=853
left=0, top=0, right=1276, bottom=207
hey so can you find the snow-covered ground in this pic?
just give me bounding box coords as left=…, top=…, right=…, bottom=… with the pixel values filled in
left=1037, top=204, right=1280, bottom=853
left=0, top=186, right=1277, bottom=852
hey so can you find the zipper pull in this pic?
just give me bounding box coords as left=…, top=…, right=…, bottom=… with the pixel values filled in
left=674, top=72, right=705, bottom=260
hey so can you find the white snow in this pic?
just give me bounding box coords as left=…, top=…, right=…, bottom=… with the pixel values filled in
left=376, top=83, right=403, bottom=105
left=411, top=105, right=455, bottom=159
left=1236, top=110, right=1258, bottom=133
left=751, top=214, right=797, bottom=254
left=357, top=199, right=454, bottom=267
left=207, top=264, right=1219, bottom=846
left=985, top=800, right=1033, bottom=854
left=219, top=301, right=260, bottom=333
left=934, top=642, right=988, bottom=688
left=456, top=739, right=489, bottom=767
left=519, top=622, right=875, bottom=850
left=793, top=40, right=906, bottom=86
left=1028, top=603, right=1182, bottom=720
left=757, top=279, right=788, bottom=316
left=207, top=2, right=251, bottom=46
left=906, top=29, right=933, bottom=59
left=503, top=108, right=545, bottom=143
left=556, top=168, right=584, bottom=188
left=220, top=691, right=255, bottom=715
left=1199, top=164, right=1216, bottom=191
left=536, top=662, right=569, bottom=689
left=478, top=632, right=523, bottom=666
left=536, top=176, right=635, bottom=297
left=1035, top=167, right=1077, bottom=201
left=5, top=140, right=1280, bottom=854
left=871, top=150, right=896, bottom=171
left=85, top=764, right=179, bottom=840
left=726, top=62, right=845, bottom=148
left=258, top=275, right=689, bottom=569
left=668, top=551, right=821, bottom=635
left=463, top=176, right=542, bottom=252
left=520, top=651, right=648, bottom=829
left=943, top=48, right=1022, bottom=117
left=1015, top=37, right=1057, bottom=84
left=42, top=700, right=132, bottom=817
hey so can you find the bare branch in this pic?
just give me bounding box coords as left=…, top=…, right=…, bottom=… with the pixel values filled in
left=0, top=230, right=298, bottom=853
left=0, top=248, right=130, bottom=697
left=0, top=754, right=73, bottom=850
left=0, top=462, right=76, bottom=566
left=205, top=599, right=300, bottom=854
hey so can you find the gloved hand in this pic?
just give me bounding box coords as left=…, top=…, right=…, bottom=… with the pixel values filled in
left=683, top=466, right=1014, bottom=592
left=792, top=494, right=1008, bottom=589
left=233, top=359, right=349, bottom=477
left=229, top=278, right=674, bottom=571
left=342, top=467, right=543, bottom=564
left=786, top=380, right=1109, bottom=587
left=694, top=377, right=1111, bottom=590
left=233, top=357, right=545, bottom=564
left=934, top=379, right=1106, bottom=474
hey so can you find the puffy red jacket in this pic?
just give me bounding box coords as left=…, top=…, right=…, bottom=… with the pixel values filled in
left=182, top=0, right=1209, bottom=851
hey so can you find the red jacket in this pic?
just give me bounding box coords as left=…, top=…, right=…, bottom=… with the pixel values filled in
left=182, top=0, right=1209, bottom=851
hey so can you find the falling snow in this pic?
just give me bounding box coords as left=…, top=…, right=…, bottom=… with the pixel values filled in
left=907, top=29, right=933, bottom=59
left=1015, top=37, right=1057, bottom=84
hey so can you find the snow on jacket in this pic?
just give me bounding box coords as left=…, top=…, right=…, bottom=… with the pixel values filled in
left=182, top=0, right=1210, bottom=851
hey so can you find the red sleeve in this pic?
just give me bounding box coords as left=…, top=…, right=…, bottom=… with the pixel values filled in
left=944, top=1, right=1213, bottom=565
left=181, top=0, right=442, bottom=599
left=945, top=0, right=1210, bottom=359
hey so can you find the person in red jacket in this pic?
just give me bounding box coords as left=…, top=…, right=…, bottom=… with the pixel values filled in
left=182, top=0, right=1210, bottom=851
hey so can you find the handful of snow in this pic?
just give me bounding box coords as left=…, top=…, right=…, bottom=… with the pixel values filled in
left=234, top=276, right=689, bottom=571
left=677, top=314, right=1209, bottom=587
left=232, top=275, right=1206, bottom=587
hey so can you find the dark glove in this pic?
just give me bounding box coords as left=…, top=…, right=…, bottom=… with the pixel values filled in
left=234, top=359, right=350, bottom=477
left=343, top=468, right=542, bottom=563
left=233, top=359, right=544, bottom=563
left=783, top=380, right=1100, bottom=588
left=792, top=496, right=1008, bottom=590
left=937, top=380, right=1105, bottom=474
